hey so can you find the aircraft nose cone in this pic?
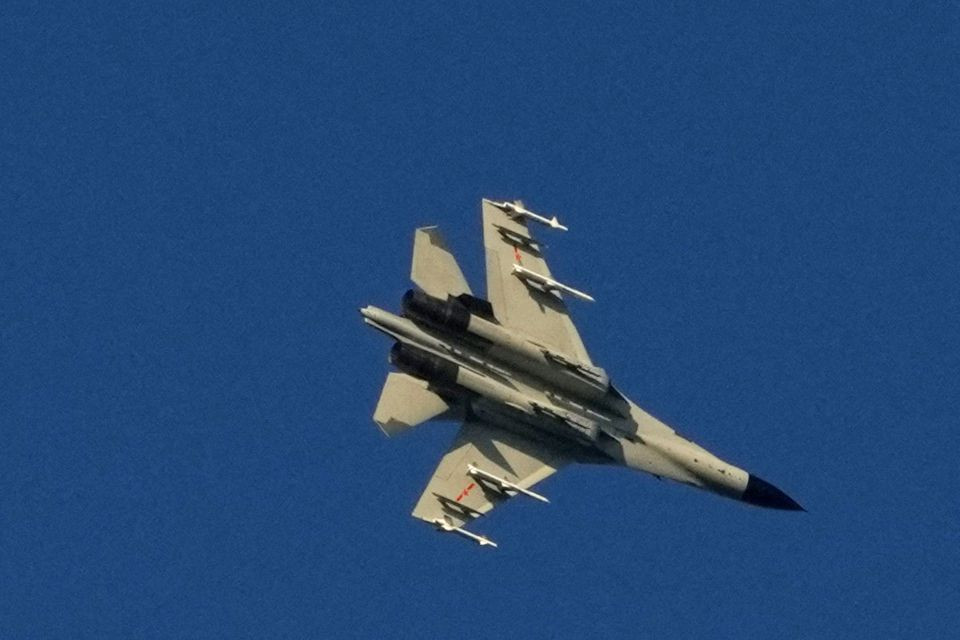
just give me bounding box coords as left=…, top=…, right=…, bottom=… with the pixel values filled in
left=741, top=474, right=805, bottom=511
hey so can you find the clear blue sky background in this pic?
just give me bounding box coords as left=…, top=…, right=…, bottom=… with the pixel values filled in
left=3, top=3, right=958, bottom=638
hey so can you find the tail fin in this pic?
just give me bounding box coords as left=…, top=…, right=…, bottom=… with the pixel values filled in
left=373, top=372, right=451, bottom=436
left=410, top=227, right=472, bottom=298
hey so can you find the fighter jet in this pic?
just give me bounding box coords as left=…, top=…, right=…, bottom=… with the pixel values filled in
left=360, top=199, right=803, bottom=547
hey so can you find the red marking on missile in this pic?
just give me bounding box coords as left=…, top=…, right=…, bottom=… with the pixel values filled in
left=514, top=246, right=522, bottom=264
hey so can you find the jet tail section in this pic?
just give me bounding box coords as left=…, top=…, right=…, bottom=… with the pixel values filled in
left=373, top=372, right=451, bottom=436
left=411, top=226, right=473, bottom=298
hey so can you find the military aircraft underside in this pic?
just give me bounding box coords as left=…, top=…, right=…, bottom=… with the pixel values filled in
left=361, top=198, right=803, bottom=547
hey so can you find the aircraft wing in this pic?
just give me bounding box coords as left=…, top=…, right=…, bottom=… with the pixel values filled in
left=481, top=199, right=593, bottom=365
left=411, top=415, right=572, bottom=544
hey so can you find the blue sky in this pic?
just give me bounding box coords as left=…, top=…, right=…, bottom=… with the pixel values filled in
left=2, top=3, right=958, bottom=638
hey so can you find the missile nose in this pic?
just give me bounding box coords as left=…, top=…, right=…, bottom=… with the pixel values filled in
left=741, top=474, right=805, bottom=511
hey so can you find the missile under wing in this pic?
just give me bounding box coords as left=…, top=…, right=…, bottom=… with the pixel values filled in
left=410, top=414, right=573, bottom=536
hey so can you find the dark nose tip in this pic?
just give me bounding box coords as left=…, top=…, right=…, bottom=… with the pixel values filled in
left=742, top=474, right=805, bottom=511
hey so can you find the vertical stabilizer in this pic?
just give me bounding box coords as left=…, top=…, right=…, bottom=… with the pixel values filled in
left=411, top=227, right=472, bottom=298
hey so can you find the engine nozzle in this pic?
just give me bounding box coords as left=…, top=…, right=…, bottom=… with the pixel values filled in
left=401, top=289, right=471, bottom=333
left=389, top=342, right=458, bottom=384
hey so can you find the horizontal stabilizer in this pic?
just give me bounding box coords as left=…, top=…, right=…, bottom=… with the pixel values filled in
left=411, top=227, right=472, bottom=298
left=373, top=372, right=450, bottom=436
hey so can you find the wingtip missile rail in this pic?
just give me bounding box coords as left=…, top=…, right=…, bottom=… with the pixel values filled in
left=431, top=518, right=498, bottom=547
left=489, top=200, right=568, bottom=231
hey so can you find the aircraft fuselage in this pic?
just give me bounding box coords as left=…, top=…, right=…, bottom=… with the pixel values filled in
left=360, top=299, right=803, bottom=511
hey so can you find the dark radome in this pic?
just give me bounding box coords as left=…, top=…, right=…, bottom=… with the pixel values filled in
left=742, top=475, right=805, bottom=511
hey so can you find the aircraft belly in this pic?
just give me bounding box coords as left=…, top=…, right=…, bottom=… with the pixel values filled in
left=602, top=433, right=750, bottom=498
left=600, top=436, right=700, bottom=485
